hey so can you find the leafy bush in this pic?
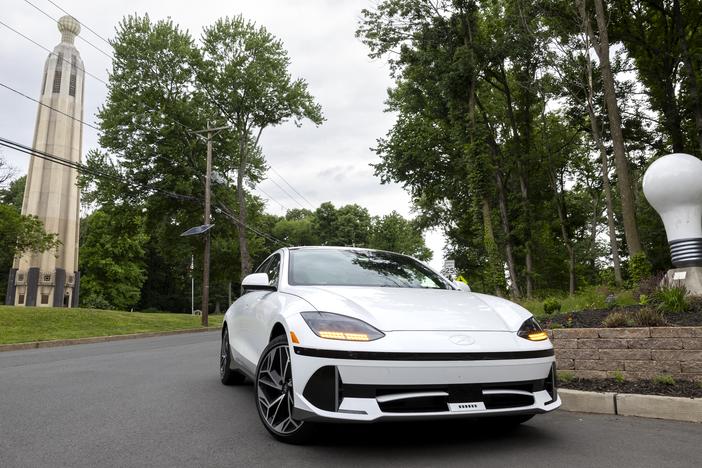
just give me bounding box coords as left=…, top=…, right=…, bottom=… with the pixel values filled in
left=635, top=273, right=665, bottom=302
left=543, top=297, right=562, bottom=315
left=654, top=283, right=689, bottom=313
left=652, top=374, right=676, bottom=386
left=602, top=311, right=632, bottom=328
left=80, top=293, right=113, bottom=310
left=628, top=252, right=652, bottom=287
left=557, top=371, right=575, bottom=383
left=631, top=308, right=667, bottom=327
left=611, top=371, right=625, bottom=383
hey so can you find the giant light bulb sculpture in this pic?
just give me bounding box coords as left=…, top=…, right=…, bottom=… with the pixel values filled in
left=643, top=153, right=702, bottom=268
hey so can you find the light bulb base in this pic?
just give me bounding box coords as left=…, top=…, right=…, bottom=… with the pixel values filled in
left=669, top=238, right=702, bottom=267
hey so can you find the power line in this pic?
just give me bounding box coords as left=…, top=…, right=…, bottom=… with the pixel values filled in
left=23, top=0, right=114, bottom=60
left=46, top=0, right=113, bottom=47
left=263, top=176, right=307, bottom=210
left=0, top=81, right=101, bottom=131
left=255, top=185, right=292, bottom=213
left=0, top=136, right=290, bottom=247
left=268, top=165, right=316, bottom=209
left=0, top=20, right=108, bottom=86
left=0, top=136, right=197, bottom=202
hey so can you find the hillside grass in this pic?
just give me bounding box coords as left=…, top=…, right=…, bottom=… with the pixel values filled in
left=0, top=306, right=223, bottom=345
left=519, top=287, right=637, bottom=319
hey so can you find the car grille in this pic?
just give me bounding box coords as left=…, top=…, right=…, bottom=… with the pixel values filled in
left=303, top=365, right=556, bottom=414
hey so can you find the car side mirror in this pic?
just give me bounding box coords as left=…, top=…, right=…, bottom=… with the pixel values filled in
left=453, top=281, right=471, bottom=292
left=241, top=273, right=276, bottom=293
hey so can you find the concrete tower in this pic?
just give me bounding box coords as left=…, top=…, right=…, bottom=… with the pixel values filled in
left=6, top=16, right=84, bottom=307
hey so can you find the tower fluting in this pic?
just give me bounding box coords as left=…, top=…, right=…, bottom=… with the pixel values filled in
left=6, top=16, right=84, bottom=307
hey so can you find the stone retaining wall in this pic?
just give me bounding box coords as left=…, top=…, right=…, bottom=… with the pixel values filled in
left=548, top=327, right=702, bottom=381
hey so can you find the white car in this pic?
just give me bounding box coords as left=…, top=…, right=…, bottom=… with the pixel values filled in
left=220, top=247, right=560, bottom=443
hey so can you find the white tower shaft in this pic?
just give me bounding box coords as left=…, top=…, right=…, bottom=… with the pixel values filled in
left=7, top=16, right=84, bottom=307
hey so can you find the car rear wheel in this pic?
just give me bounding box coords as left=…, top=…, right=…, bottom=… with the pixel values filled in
left=220, top=328, right=246, bottom=385
left=255, top=335, right=314, bottom=444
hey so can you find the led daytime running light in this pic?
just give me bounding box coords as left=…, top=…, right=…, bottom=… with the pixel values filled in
left=301, top=312, right=385, bottom=342
left=318, top=331, right=370, bottom=341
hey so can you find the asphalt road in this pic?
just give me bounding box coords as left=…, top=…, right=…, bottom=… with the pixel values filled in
left=1, top=332, right=701, bottom=468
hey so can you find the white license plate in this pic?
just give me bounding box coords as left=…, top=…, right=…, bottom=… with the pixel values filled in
left=448, top=401, right=486, bottom=412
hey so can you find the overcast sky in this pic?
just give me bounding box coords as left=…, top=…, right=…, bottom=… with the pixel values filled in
left=1, top=0, right=446, bottom=269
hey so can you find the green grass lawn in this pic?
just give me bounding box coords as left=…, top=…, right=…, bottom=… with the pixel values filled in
left=519, top=287, right=637, bottom=319
left=0, top=306, right=223, bottom=345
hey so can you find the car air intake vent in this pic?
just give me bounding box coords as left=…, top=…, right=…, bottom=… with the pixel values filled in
left=378, top=395, right=448, bottom=413
left=482, top=391, right=534, bottom=409
left=302, top=366, right=341, bottom=411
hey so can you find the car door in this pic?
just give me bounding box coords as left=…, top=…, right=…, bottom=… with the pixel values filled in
left=230, top=256, right=275, bottom=373
left=248, top=253, right=283, bottom=361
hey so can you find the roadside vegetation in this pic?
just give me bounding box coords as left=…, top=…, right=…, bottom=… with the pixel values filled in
left=0, top=306, right=222, bottom=345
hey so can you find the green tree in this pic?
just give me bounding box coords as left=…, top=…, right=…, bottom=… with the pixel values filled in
left=0, top=175, right=25, bottom=211
left=79, top=207, right=149, bottom=310
left=369, top=211, right=432, bottom=261
left=198, top=15, right=324, bottom=276
left=0, top=205, right=60, bottom=302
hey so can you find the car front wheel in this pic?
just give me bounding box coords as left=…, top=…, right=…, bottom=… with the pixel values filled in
left=255, top=335, right=314, bottom=444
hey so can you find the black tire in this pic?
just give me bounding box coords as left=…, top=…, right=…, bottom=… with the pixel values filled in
left=220, top=327, right=246, bottom=385
left=255, top=335, right=315, bottom=444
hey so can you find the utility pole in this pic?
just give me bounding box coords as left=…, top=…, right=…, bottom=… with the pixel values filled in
left=202, top=122, right=213, bottom=327
left=192, top=122, right=232, bottom=327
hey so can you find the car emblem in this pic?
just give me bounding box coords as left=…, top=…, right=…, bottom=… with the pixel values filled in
left=449, top=335, right=475, bottom=346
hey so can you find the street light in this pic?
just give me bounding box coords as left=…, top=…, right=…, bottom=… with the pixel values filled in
left=181, top=223, right=215, bottom=325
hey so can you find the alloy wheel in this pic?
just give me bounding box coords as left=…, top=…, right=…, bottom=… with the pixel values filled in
left=256, top=343, right=302, bottom=434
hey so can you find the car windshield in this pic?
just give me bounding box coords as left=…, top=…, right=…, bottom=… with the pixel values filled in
left=288, top=248, right=451, bottom=289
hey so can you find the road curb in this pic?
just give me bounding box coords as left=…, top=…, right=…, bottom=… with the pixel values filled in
left=0, top=327, right=219, bottom=352
left=559, top=388, right=702, bottom=423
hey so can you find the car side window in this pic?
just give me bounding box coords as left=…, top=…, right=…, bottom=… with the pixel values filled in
left=266, top=254, right=281, bottom=287
left=255, top=258, right=271, bottom=275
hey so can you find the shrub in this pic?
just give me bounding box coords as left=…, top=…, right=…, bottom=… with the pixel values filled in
left=557, top=371, right=575, bottom=383
left=543, top=297, right=562, bottom=315
left=628, top=252, right=652, bottom=287
left=635, top=273, right=665, bottom=302
left=81, top=293, right=113, bottom=310
left=602, top=311, right=632, bottom=328
left=652, top=374, right=676, bottom=386
left=631, top=308, right=667, bottom=327
left=611, top=371, right=625, bottom=383
left=654, top=283, right=689, bottom=313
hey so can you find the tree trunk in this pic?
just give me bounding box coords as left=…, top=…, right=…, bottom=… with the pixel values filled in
left=481, top=197, right=504, bottom=297
left=476, top=97, right=522, bottom=298
left=587, top=0, right=643, bottom=255
left=236, top=135, right=251, bottom=277
left=673, top=0, right=702, bottom=155
left=495, top=170, right=521, bottom=299
left=550, top=169, right=576, bottom=296
left=580, top=0, right=624, bottom=285
left=499, top=62, right=534, bottom=297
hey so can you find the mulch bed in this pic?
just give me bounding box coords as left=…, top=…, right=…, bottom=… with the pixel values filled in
left=559, top=378, right=702, bottom=398
left=542, top=304, right=702, bottom=329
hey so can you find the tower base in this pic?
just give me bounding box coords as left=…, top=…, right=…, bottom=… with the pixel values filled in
left=665, top=267, right=702, bottom=296
left=6, top=268, right=80, bottom=307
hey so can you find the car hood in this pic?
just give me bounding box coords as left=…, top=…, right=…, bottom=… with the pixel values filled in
left=287, top=286, right=532, bottom=332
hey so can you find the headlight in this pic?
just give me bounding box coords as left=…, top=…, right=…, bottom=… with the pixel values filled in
left=517, top=317, right=548, bottom=341
left=301, top=312, right=385, bottom=342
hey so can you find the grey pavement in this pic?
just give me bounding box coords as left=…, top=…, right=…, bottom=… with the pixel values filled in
left=1, top=332, right=700, bottom=468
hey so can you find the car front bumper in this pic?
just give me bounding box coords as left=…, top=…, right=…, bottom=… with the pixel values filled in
left=290, top=338, right=560, bottom=422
